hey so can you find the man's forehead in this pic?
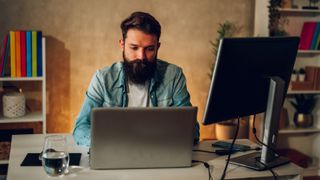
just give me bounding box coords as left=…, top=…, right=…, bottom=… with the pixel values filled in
left=125, top=29, right=158, bottom=44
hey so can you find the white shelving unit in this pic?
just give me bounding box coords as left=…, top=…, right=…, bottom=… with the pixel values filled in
left=279, top=8, right=320, bottom=13
left=279, top=127, right=320, bottom=134
left=254, top=0, right=320, bottom=177
left=0, top=38, right=46, bottom=165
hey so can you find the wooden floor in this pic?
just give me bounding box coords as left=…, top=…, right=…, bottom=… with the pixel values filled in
left=304, top=176, right=320, bottom=180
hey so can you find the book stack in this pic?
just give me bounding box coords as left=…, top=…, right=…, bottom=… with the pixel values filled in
left=291, top=66, right=320, bottom=90
left=0, top=31, right=43, bottom=77
left=299, top=22, right=320, bottom=50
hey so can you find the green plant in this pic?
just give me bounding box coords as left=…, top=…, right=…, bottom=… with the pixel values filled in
left=209, top=21, right=241, bottom=78
left=299, top=68, right=306, bottom=74
left=268, top=0, right=289, bottom=36
left=290, top=94, right=318, bottom=114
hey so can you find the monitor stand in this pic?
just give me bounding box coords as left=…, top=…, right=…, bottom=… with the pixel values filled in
left=229, top=77, right=290, bottom=171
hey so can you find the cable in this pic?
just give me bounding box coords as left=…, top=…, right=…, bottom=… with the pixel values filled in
left=220, top=117, right=240, bottom=180
left=192, top=160, right=213, bottom=180
left=256, top=158, right=278, bottom=180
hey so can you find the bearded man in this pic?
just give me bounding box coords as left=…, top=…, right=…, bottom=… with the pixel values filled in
left=73, top=11, right=199, bottom=147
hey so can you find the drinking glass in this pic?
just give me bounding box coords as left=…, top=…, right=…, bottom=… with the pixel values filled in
left=41, top=135, right=69, bottom=177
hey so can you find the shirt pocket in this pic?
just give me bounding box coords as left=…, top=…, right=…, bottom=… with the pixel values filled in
left=157, top=97, right=173, bottom=107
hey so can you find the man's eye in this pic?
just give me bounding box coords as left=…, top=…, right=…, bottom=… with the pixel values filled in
left=130, top=47, right=138, bottom=50
left=146, top=47, right=155, bottom=51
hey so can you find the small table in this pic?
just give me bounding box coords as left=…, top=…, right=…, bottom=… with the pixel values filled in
left=7, top=134, right=303, bottom=180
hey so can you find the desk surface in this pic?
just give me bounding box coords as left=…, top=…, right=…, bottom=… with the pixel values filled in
left=7, top=134, right=303, bottom=180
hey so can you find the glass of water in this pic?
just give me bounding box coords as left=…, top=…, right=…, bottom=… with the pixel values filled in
left=41, top=135, right=69, bottom=177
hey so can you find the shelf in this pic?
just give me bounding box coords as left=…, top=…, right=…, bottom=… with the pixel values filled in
left=279, top=8, right=320, bottom=14
left=298, top=50, right=320, bottom=54
left=0, top=160, right=8, bottom=164
left=279, top=127, right=320, bottom=134
left=0, top=77, right=44, bottom=81
left=0, top=111, right=43, bottom=123
left=287, top=90, right=320, bottom=94
left=302, top=165, right=320, bottom=177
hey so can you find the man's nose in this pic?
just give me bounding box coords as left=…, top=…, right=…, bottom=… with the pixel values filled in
left=137, top=50, right=146, bottom=60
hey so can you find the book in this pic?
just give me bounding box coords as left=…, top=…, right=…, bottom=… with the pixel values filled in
left=316, top=68, right=320, bottom=90
left=299, top=22, right=317, bottom=50
left=15, top=31, right=21, bottom=77
left=305, top=66, right=319, bottom=90
left=9, top=31, right=16, bottom=77
left=20, top=31, right=26, bottom=77
left=0, top=34, right=9, bottom=76
left=2, top=36, right=10, bottom=77
left=31, top=31, right=37, bottom=77
left=316, top=25, right=320, bottom=50
left=26, top=31, right=32, bottom=77
left=37, top=31, right=42, bottom=77
left=310, top=22, right=320, bottom=50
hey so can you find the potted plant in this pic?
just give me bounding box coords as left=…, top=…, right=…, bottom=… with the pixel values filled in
left=298, top=68, right=306, bottom=82
left=209, top=21, right=241, bottom=78
left=209, top=21, right=248, bottom=140
left=291, top=69, right=298, bottom=82
left=290, top=94, right=318, bottom=127
left=269, top=0, right=289, bottom=36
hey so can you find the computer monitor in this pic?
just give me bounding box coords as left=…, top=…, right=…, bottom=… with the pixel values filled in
left=202, top=37, right=300, bottom=170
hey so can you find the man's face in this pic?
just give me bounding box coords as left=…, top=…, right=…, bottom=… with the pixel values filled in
left=120, top=29, right=160, bottom=84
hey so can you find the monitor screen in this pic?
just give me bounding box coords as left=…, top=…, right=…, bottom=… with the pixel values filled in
left=202, top=37, right=300, bottom=125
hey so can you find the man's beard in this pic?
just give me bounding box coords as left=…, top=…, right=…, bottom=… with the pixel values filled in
left=123, top=52, right=157, bottom=85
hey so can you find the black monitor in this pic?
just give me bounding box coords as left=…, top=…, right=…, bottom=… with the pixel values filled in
left=202, top=37, right=300, bottom=170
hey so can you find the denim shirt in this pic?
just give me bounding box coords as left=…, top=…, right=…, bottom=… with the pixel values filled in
left=73, top=59, right=200, bottom=147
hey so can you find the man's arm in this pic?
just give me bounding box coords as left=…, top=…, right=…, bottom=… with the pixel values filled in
left=172, top=68, right=200, bottom=144
left=73, top=71, right=105, bottom=147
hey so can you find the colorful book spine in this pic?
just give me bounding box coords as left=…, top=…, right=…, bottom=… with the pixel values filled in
left=15, top=31, right=21, bottom=77
left=26, top=31, right=32, bottom=77
left=310, top=22, right=320, bottom=50
left=20, top=31, right=27, bottom=77
left=9, top=31, right=16, bottom=77
left=37, top=31, right=42, bottom=77
left=316, top=24, right=320, bottom=50
left=0, top=34, right=8, bottom=75
left=32, top=31, right=37, bottom=77
left=299, top=22, right=317, bottom=50
left=2, top=35, right=10, bottom=76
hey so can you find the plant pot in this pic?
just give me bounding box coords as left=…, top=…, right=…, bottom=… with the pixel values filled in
left=298, top=74, right=305, bottom=82
left=215, top=120, right=248, bottom=140
left=293, top=113, right=313, bottom=128
left=291, top=74, right=297, bottom=82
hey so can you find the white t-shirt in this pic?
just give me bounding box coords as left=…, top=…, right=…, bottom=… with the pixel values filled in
left=127, top=80, right=152, bottom=107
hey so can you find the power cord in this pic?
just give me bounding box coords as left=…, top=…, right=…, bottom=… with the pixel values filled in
left=256, top=158, right=278, bottom=180
left=252, top=114, right=278, bottom=180
left=220, top=117, right=240, bottom=180
left=192, top=160, right=213, bottom=180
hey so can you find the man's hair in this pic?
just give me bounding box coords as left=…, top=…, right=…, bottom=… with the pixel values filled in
left=121, top=11, right=161, bottom=41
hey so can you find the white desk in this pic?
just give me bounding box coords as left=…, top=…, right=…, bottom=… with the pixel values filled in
left=7, top=134, right=303, bottom=180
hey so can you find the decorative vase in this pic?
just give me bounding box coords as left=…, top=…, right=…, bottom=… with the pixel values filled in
left=215, top=120, right=248, bottom=140
left=298, top=74, right=305, bottom=82
left=293, top=112, right=313, bottom=128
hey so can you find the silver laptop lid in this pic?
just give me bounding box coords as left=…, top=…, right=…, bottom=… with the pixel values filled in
left=90, top=107, right=197, bottom=169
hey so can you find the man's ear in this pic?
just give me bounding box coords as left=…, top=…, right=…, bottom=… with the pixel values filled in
left=119, top=39, right=125, bottom=50
left=157, top=42, right=161, bottom=49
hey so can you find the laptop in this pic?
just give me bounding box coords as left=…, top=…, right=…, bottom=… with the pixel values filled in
left=90, top=106, right=197, bottom=169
